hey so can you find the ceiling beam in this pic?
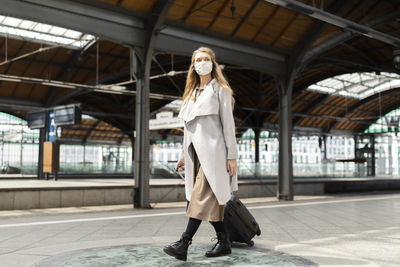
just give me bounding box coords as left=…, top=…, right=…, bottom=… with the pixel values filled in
left=0, top=53, right=109, bottom=74
left=207, top=0, right=231, bottom=29
left=357, top=101, right=400, bottom=133
left=237, top=104, right=379, bottom=128
left=328, top=86, right=400, bottom=132
left=0, top=97, right=42, bottom=109
left=276, top=0, right=351, bottom=128
left=293, top=0, right=352, bottom=73
left=1, top=0, right=287, bottom=77
left=321, top=55, right=400, bottom=75
left=0, top=41, right=26, bottom=89
left=52, top=70, right=131, bottom=106
left=302, top=10, right=400, bottom=64
left=293, top=76, right=397, bottom=126
left=73, top=121, right=121, bottom=143
left=44, top=39, right=98, bottom=107
left=239, top=120, right=355, bottom=136
left=264, top=0, right=400, bottom=46
left=339, top=43, right=376, bottom=66
left=231, top=0, right=260, bottom=37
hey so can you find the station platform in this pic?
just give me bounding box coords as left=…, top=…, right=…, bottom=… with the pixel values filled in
left=1, top=176, right=400, bottom=210
left=0, top=192, right=399, bottom=266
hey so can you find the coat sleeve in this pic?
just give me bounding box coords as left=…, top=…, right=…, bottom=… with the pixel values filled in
left=218, top=87, right=238, bottom=159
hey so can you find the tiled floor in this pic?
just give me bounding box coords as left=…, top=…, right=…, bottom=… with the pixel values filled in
left=0, top=193, right=399, bottom=266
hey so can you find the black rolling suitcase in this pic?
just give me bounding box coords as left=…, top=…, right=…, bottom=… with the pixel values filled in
left=224, top=195, right=261, bottom=246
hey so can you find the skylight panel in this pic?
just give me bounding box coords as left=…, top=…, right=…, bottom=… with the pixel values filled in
left=350, top=73, right=361, bottom=83
left=19, top=20, right=35, bottom=30
left=308, top=84, right=336, bottom=94
left=3, top=17, right=21, bottom=27
left=349, top=85, right=367, bottom=93
left=383, top=72, right=398, bottom=78
left=322, top=79, right=340, bottom=88
left=364, top=79, right=381, bottom=87
left=34, top=23, right=52, bottom=33
left=339, top=91, right=360, bottom=98
left=49, top=26, right=66, bottom=36
left=0, top=15, right=96, bottom=49
left=333, top=80, right=347, bottom=89
left=64, top=30, right=82, bottom=39
left=307, top=72, right=400, bottom=99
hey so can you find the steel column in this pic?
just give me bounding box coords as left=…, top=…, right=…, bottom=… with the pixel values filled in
left=370, top=134, right=376, bottom=176
left=132, top=0, right=174, bottom=208
left=132, top=51, right=150, bottom=208
left=277, top=78, right=294, bottom=200
left=37, top=127, right=47, bottom=180
left=254, top=128, right=260, bottom=163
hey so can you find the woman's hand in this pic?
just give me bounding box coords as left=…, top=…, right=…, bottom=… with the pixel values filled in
left=175, top=158, right=185, bottom=172
left=227, top=159, right=237, bottom=177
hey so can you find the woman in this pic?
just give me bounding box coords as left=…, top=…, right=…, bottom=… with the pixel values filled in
left=163, top=47, right=238, bottom=261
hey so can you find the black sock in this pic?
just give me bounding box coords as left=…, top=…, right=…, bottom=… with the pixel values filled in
left=210, top=221, right=226, bottom=234
left=184, top=217, right=202, bottom=238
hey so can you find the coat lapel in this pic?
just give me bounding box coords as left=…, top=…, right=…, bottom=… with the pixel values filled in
left=178, top=79, right=219, bottom=123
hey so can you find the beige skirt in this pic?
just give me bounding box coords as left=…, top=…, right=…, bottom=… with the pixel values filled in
left=186, top=144, right=224, bottom=222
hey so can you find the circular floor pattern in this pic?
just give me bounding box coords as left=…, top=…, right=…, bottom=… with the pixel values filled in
left=36, top=244, right=316, bottom=267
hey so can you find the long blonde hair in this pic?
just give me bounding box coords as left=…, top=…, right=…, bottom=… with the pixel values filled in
left=181, top=47, right=235, bottom=109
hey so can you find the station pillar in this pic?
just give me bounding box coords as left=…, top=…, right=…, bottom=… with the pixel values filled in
left=37, top=128, right=46, bottom=180
left=131, top=0, right=174, bottom=208
left=132, top=51, right=151, bottom=209
left=277, top=78, right=294, bottom=201
left=254, top=128, right=260, bottom=163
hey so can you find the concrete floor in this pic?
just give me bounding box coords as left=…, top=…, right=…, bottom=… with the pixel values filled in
left=0, top=193, right=399, bottom=266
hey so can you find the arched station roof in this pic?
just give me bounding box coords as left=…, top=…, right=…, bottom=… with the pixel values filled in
left=61, top=115, right=131, bottom=145
left=0, top=0, right=399, bottom=139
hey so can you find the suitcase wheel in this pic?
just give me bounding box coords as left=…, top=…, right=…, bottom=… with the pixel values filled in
left=256, top=229, right=261, bottom=236
left=248, top=240, right=254, bottom=246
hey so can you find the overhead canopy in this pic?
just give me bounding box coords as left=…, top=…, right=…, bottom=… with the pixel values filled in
left=0, top=0, right=399, bottom=138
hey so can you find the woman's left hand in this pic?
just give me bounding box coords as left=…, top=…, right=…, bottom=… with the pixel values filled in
left=227, top=159, right=238, bottom=177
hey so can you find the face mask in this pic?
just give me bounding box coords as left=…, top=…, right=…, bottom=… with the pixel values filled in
left=194, top=61, right=213, bottom=76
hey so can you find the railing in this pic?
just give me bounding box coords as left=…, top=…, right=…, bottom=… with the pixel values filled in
left=0, top=159, right=384, bottom=179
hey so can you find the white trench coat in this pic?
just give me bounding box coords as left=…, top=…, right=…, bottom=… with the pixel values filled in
left=177, top=78, right=238, bottom=205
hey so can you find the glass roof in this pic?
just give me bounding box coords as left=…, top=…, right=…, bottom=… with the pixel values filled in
left=0, top=15, right=95, bottom=49
left=307, top=72, right=400, bottom=99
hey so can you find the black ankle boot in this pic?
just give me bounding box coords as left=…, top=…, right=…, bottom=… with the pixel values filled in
left=163, top=232, right=192, bottom=261
left=205, top=232, right=231, bottom=257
